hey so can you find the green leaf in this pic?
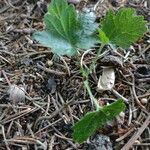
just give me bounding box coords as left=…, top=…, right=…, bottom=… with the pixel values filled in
left=100, top=8, right=147, bottom=48
left=98, top=29, right=109, bottom=44
left=47, top=0, right=68, bottom=16
left=78, top=12, right=99, bottom=36
left=73, top=99, right=126, bottom=143
left=32, top=31, right=76, bottom=56
left=32, top=0, right=98, bottom=56
left=44, top=1, right=78, bottom=43
left=77, top=12, right=99, bottom=49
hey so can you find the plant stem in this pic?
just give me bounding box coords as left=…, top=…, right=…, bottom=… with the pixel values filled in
left=84, top=79, right=101, bottom=110
left=90, top=44, right=105, bottom=71
left=81, top=44, right=105, bottom=110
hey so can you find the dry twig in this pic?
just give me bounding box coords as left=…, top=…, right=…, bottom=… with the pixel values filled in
left=121, top=115, right=150, bottom=150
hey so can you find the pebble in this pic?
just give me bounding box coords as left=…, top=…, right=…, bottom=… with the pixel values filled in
left=8, top=84, right=25, bottom=104
left=140, top=98, right=148, bottom=104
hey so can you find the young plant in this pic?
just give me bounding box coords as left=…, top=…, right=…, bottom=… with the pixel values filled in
left=32, top=0, right=98, bottom=56
left=73, top=8, right=147, bottom=143
left=32, top=0, right=147, bottom=144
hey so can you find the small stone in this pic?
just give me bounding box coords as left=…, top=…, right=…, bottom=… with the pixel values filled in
left=47, top=60, right=53, bottom=67
left=86, top=134, right=113, bottom=150
left=0, top=78, right=4, bottom=82
left=140, top=98, right=148, bottom=104
left=116, top=112, right=125, bottom=124
left=134, top=140, right=141, bottom=144
left=46, top=78, right=57, bottom=94
left=8, top=84, right=25, bottom=104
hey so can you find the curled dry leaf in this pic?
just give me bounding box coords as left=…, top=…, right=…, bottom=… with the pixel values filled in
left=97, top=67, right=115, bottom=91
left=8, top=84, right=25, bottom=104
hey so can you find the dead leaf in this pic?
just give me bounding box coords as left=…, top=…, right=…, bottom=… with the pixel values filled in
left=97, top=67, right=115, bottom=91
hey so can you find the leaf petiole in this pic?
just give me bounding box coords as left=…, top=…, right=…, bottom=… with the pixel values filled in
left=84, top=80, right=101, bottom=110
left=81, top=44, right=105, bottom=110
left=90, top=43, right=105, bottom=72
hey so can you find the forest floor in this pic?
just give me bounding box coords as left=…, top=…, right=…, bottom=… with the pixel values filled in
left=0, top=0, right=150, bottom=150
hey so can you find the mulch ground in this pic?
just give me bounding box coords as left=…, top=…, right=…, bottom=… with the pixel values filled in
left=0, top=0, right=149, bottom=150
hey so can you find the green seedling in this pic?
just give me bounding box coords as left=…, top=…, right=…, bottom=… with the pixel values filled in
left=73, top=8, right=147, bottom=143
left=32, top=0, right=147, bottom=144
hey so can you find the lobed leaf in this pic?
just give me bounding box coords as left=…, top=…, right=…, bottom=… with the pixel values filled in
left=77, top=12, right=99, bottom=49
left=32, top=31, right=76, bottom=56
left=47, top=0, right=68, bottom=16
left=98, top=29, right=109, bottom=44
left=73, top=99, right=126, bottom=143
left=100, top=8, right=147, bottom=48
left=33, top=0, right=98, bottom=56
left=45, top=0, right=78, bottom=43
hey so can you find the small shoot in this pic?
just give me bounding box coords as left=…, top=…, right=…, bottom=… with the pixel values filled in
left=32, top=1, right=148, bottom=144
left=73, top=8, right=147, bottom=144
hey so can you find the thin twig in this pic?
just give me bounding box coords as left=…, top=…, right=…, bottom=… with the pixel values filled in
left=131, top=73, right=145, bottom=109
left=1, top=108, right=38, bottom=124
left=49, top=136, right=55, bottom=150
left=35, top=118, right=63, bottom=136
left=121, top=115, right=150, bottom=150
left=0, top=124, right=11, bottom=150
left=34, top=99, right=73, bottom=126
left=2, top=70, right=11, bottom=86
left=36, top=63, right=66, bottom=76
left=116, top=127, right=135, bottom=142
left=59, top=56, right=71, bottom=76
left=111, top=88, right=129, bottom=103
